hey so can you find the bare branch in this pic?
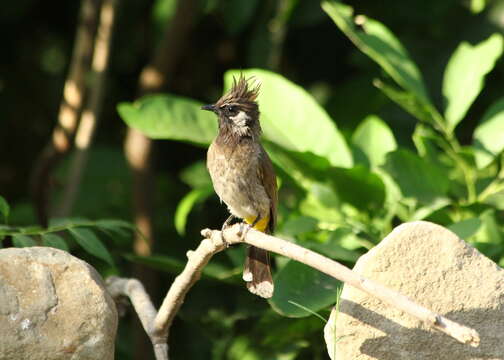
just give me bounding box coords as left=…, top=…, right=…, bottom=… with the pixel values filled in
left=107, top=277, right=168, bottom=360
left=153, top=236, right=225, bottom=339
left=205, top=225, right=481, bottom=347
left=109, top=224, right=479, bottom=360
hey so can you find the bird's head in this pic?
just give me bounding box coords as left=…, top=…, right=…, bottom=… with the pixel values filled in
left=201, top=76, right=261, bottom=139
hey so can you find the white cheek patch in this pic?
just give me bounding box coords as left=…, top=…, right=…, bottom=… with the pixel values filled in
left=230, top=111, right=250, bottom=127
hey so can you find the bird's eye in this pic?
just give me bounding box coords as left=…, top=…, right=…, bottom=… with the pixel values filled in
left=226, top=105, right=237, bottom=114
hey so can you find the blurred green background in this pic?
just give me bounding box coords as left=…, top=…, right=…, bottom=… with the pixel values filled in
left=1, top=0, right=503, bottom=359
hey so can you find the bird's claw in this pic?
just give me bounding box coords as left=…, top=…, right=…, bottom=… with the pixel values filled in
left=237, top=222, right=252, bottom=241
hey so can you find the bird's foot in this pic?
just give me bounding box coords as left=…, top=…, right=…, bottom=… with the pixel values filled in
left=237, top=222, right=252, bottom=241
left=220, top=215, right=236, bottom=248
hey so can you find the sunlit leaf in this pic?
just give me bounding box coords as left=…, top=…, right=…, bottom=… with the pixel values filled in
left=474, top=209, right=503, bottom=244
left=118, top=94, right=217, bottom=146
left=300, top=183, right=342, bottom=224
left=309, top=228, right=362, bottom=262
left=443, top=33, right=503, bottom=130
left=352, top=115, right=397, bottom=168
left=322, top=1, right=429, bottom=102
left=448, top=218, right=483, bottom=240
left=224, top=69, right=352, bottom=167
left=382, top=149, right=449, bottom=204
left=410, top=198, right=450, bottom=221
left=175, top=186, right=214, bottom=235
left=180, top=160, right=212, bottom=188
left=69, top=228, right=114, bottom=265
left=270, top=260, right=341, bottom=317
left=373, top=79, right=444, bottom=128
left=42, top=233, right=69, bottom=251
left=473, top=97, right=504, bottom=168
left=470, top=0, right=486, bottom=13
left=280, top=216, right=319, bottom=237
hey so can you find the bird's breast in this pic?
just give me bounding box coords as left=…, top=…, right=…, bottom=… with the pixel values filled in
left=207, top=141, right=270, bottom=220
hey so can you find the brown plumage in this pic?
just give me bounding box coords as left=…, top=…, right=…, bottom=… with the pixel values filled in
left=202, top=76, right=277, bottom=298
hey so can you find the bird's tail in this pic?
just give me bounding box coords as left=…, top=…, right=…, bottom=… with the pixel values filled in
left=243, top=246, right=274, bottom=298
left=243, top=215, right=274, bottom=298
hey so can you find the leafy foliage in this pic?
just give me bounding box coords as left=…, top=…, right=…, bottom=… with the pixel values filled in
left=0, top=198, right=135, bottom=267
left=4, top=0, right=503, bottom=358
left=116, top=1, right=504, bottom=357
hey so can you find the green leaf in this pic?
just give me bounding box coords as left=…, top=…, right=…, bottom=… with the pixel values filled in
left=94, top=219, right=135, bottom=237
left=42, top=233, right=69, bottom=251
left=382, top=149, right=450, bottom=204
left=470, top=0, right=486, bottom=13
left=224, top=69, right=352, bottom=167
left=68, top=228, right=114, bottom=265
left=310, top=228, right=362, bottom=262
left=280, top=216, right=319, bottom=237
left=328, top=166, right=386, bottom=211
left=373, top=79, right=444, bottom=128
left=410, top=197, right=450, bottom=221
left=474, top=209, right=503, bottom=244
left=180, top=161, right=212, bottom=188
left=412, top=124, right=447, bottom=167
left=473, top=97, right=504, bottom=168
left=0, top=196, right=10, bottom=222
left=265, top=142, right=331, bottom=190
left=269, top=259, right=341, bottom=317
left=117, top=94, right=217, bottom=146
left=322, top=1, right=429, bottom=102
left=448, top=218, right=483, bottom=240
left=352, top=115, right=397, bottom=168
left=12, top=234, right=37, bottom=247
left=443, top=33, right=504, bottom=130
left=175, top=186, right=214, bottom=235
left=299, top=184, right=342, bottom=224
left=49, top=217, right=90, bottom=227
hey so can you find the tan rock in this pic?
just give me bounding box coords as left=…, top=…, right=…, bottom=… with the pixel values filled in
left=0, top=247, right=117, bottom=360
left=325, top=221, right=504, bottom=360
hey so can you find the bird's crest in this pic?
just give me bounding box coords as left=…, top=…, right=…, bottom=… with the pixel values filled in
left=217, top=75, right=260, bottom=106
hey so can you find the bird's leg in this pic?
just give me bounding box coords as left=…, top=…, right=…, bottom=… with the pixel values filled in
left=238, top=214, right=261, bottom=241
left=221, top=214, right=236, bottom=247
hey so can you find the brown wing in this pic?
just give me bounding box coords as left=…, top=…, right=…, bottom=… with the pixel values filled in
left=258, top=145, right=277, bottom=234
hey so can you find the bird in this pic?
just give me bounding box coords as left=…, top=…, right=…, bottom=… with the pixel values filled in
left=202, top=75, right=277, bottom=299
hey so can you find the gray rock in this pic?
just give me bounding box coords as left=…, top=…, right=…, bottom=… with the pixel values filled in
left=0, top=247, right=117, bottom=360
left=325, top=221, right=504, bottom=360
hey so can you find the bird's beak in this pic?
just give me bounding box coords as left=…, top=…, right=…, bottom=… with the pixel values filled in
left=201, top=104, right=216, bottom=113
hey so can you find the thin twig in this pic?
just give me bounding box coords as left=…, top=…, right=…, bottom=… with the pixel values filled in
left=108, top=224, right=479, bottom=360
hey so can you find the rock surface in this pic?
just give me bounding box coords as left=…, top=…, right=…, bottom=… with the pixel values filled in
left=325, top=221, right=504, bottom=360
left=0, top=247, right=117, bottom=360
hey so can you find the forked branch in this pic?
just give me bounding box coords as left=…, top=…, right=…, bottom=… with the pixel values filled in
left=108, top=224, right=480, bottom=360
